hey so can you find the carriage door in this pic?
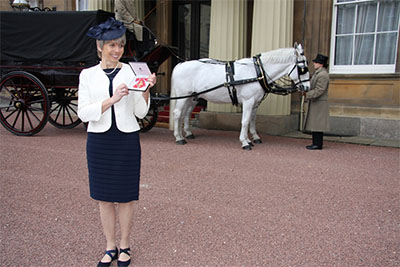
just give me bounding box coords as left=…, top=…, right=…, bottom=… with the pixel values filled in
left=173, top=0, right=211, bottom=62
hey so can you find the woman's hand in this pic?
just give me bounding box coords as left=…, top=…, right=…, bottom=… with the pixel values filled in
left=102, top=83, right=129, bottom=114
left=111, top=83, right=130, bottom=104
left=147, top=73, right=157, bottom=89
left=142, top=73, right=157, bottom=104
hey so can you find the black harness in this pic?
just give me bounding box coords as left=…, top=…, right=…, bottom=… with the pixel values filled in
left=225, top=61, right=239, bottom=105
left=252, top=54, right=271, bottom=93
left=157, top=56, right=309, bottom=104
left=287, top=53, right=310, bottom=91
left=223, top=55, right=271, bottom=105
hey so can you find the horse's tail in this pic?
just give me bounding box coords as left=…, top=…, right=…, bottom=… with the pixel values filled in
left=170, top=62, right=186, bottom=98
left=170, top=64, right=179, bottom=98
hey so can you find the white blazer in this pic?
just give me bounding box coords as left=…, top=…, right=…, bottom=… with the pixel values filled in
left=78, top=62, right=150, bottom=133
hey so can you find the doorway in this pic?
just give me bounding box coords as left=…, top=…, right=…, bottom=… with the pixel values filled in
left=173, top=0, right=211, bottom=62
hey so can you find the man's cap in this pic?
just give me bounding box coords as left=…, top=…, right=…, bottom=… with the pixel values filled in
left=312, top=54, right=329, bottom=66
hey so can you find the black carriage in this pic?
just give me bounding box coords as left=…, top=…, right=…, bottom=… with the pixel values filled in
left=0, top=10, right=173, bottom=136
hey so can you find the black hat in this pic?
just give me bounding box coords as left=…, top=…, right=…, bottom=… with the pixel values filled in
left=312, top=54, right=329, bottom=66
left=87, top=17, right=126, bottom=40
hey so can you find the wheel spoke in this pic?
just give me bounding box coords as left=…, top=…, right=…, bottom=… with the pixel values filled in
left=12, top=109, right=22, bottom=128
left=4, top=108, right=18, bottom=120
left=27, top=99, right=46, bottom=105
left=50, top=103, right=61, bottom=114
left=65, top=105, right=74, bottom=124
left=54, top=105, right=62, bottom=123
left=26, top=106, right=42, bottom=122
left=25, top=109, right=34, bottom=130
left=21, top=109, right=25, bottom=131
left=62, top=106, right=66, bottom=125
left=67, top=104, right=78, bottom=115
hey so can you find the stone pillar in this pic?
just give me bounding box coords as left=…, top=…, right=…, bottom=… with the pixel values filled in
left=88, top=0, right=113, bottom=12
left=156, top=0, right=172, bottom=95
left=135, top=0, right=145, bottom=20
left=207, top=0, right=247, bottom=113
left=251, top=0, right=293, bottom=115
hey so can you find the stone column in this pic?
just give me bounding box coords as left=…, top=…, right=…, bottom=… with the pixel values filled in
left=206, top=0, right=248, bottom=113
left=156, top=0, right=172, bottom=95
left=251, top=0, right=293, bottom=115
left=88, top=0, right=113, bottom=12
left=135, top=0, right=145, bottom=20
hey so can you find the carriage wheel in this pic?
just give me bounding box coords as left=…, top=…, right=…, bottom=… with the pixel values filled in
left=0, top=71, right=49, bottom=136
left=48, top=87, right=81, bottom=129
left=137, top=104, right=158, bottom=133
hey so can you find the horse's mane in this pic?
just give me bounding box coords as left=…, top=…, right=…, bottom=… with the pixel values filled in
left=260, top=48, right=296, bottom=64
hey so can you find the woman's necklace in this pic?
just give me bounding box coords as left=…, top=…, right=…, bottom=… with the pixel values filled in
left=102, top=62, right=120, bottom=75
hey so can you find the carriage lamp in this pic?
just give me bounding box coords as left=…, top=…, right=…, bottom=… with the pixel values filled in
left=11, top=0, right=30, bottom=7
left=11, top=0, right=52, bottom=11
left=11, top=0, right=30, bottom=10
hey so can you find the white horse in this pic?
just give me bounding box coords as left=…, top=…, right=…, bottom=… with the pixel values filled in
left=171, top=43, right=310, bottom=150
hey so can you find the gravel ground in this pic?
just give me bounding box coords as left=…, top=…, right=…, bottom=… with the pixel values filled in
left=1, top=124, right=399, bottom=267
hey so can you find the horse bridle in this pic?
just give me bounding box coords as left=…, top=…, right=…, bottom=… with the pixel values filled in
left=288, top=54, right=310, bottom=90
left=253, top=53, right=310, bottom=94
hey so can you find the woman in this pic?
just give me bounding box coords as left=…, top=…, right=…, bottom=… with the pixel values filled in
left=78, top=17, right=156, bottom=267
left=302, top=54, right=330, bottom=150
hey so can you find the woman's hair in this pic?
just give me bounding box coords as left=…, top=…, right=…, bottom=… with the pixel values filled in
left=96, top=35, right=127, bottom=58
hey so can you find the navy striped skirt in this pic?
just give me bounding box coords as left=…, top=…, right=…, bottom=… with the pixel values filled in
left=86, top=127, right=141, bottom=203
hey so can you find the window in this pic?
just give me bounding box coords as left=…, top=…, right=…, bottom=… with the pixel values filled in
left=330, top=0, right=400, bottom=74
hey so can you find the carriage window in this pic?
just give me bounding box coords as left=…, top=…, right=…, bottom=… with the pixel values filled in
left=330, top=0, right=400, bottom=74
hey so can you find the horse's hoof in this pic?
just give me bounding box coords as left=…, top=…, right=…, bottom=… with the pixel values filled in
left=248, top=142, right=254, bottom=147
left=253, top=139, right=262, bottom=144
left=242, top=145, right=252, bottom=150
left=176, top=140, right=187, bottom=145
left=186, top=134, right=195, bottom=139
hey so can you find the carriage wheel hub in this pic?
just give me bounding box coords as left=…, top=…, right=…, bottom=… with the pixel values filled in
left=15, top=100, right=25, bottom=108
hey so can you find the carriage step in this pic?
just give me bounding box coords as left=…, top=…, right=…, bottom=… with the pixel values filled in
left=155, top=121, right=169, bottom=128
left=157, top=114, right=169, bottom=123
left=161, top=105, right=204, bottom=113
left=156, top=105, right=205, bottom=123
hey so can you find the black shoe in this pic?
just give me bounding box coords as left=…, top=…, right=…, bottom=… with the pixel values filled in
left=118, top=248, right=131, bottom=267
left=306, top=145, right=322, bottom=150
left=97, top=247, right=118, bottom=267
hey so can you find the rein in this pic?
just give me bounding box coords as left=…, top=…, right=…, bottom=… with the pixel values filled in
left=163, top=75, right=261, bottom=101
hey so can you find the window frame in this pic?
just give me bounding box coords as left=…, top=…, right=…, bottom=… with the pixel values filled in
left=330, top=0, right=400, bottom=74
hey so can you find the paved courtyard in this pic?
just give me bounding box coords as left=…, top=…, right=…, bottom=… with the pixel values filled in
left=1, top=124, right=399, bottom=266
